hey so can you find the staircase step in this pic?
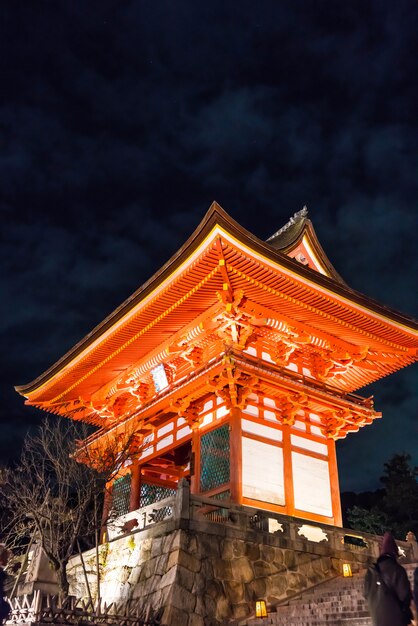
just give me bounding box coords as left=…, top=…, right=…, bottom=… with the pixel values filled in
left=247, top=562, right=418, bottom=626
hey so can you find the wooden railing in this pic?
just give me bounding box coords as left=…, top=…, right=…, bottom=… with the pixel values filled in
left=5, top=592, right=161, bottom=626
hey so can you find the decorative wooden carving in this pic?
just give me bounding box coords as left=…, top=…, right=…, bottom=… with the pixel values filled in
left=319, top=409, right=351, bottom=439
left=170, top=396, right=203, bottom=430
left=207, top=357, right=259, bottom=409
left=311, top=346, right=370, bottom=381
left=276, top=392, right=308, bottom=426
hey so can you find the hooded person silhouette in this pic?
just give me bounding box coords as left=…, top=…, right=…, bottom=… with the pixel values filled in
left=365, top=532, right=412, bottom=626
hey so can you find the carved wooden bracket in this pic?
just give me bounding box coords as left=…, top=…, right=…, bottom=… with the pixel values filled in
left=310, top=346, right=369, bottom=381
left=320, top=408, right=351, bottom=438
left=213, top=290, right=261, bottom=351
left=207, top=357, right=259, bottom=409
left=180, top=346, right=204, bottom=367
left=170, top=397, right=204, bottom=430
left=276, top=392, right=308, bottom=426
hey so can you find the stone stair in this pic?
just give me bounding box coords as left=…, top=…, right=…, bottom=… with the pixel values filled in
left=247, top=563, right=417, bottom=626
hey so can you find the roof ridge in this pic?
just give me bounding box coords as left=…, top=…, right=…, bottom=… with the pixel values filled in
left=267, top=206, right=308, bottom=242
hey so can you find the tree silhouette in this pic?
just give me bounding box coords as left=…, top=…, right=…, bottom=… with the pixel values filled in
left=347, top=453, right=418, bottom=539
left=0, top=418, right=138, bottom=598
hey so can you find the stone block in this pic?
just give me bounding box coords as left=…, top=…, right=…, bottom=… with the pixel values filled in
left=178, top=549, right=201, bottom=573
left=232, top=539, right=246, bottom=557
left=232, top=602, right=250, bottom=619
left=297, top=552, right=313, bottom=565
left=167, top=548, right=201, bottom=573
left=177, top=564, right=195, bottom=591
left=287, top=571, right=307, bottom=591
left=167, top=549, right=179, bottom=570
left=154, top=553, right=169, bottom=575
left=284, top=549, right=296, bottom=569
left=164, top=530, right=183, bottom=553
left=307, top=569, right=323, bottom=584
left=160, top=565, right=177, bottom=589
left=216, top=593, right=232, bottom=621
left=144, top=573, right=162, bottom=596
left=151, top=536, right=164, bottom=558
left=271, top=545, right=283, bottom=559
left=169, top=583, right=197, bottom=613
left=212, top=558, right=233, bottom=580
left=248, top=577, right=267, bottom=600
left=192, top=572, right=206, bottom=595
left=271, top=560, right=286, bottom=574
left=141, top=538, right=153, bottom=554
left=223, top=580, right=245, bottom=604
left=220, top=539, right=234, bottom=560
left=321, top=556, right=331, bottom=573
left=187, top=534, right=199, bottom=555
left=198, top=532, right=221, bottom=557
left=312, top=556, right=324, bottom=572
left=268, top=572, right=288, bottom=596
left=261, top=545, right=276, bottom=563
left=205, top=578, right=223, bottom=600
left=231, top=557, right=254, bottom=583
left=141, top=558, right=156, bottom=580
left=201, top=557, right=214, bottom=579
left=245, top=542, right=261, bottom=560
left=161, top=604, right=190, bottom=626
left=204, top=593, right=217, bottom=617
left=131, top=580, right=145, bottom=599
left=195, top=594, right=206, bottom=616
left=253, top=559, right=272, bottom=578
left=188, top=614, right=205, bottom=626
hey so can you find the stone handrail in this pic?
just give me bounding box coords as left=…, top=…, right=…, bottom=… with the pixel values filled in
left=107, top=495, right=176, bottom=540
left=186, top=488, right=418, bottom=564
left=105, top=479, right=418, bottom=564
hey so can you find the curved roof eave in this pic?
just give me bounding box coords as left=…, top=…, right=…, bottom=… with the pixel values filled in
left=268, top=211, right=347, bottom=285
left=16, top=201, right=418, bottom=396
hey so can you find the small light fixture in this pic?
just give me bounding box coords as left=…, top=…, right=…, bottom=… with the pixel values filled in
left=343, top=563, right=352, bottom=577
left=255, top=600, right=267, bottom=618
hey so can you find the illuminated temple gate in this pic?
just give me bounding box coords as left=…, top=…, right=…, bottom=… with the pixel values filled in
left=16, top=203, right=418, bottom=529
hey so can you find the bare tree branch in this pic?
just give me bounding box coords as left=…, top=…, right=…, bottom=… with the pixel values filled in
left=0, top=417, right=139, bottom=598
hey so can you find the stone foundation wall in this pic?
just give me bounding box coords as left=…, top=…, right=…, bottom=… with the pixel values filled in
left=67, top=521, right=360, bottom=625
left=65, top=484, right=417, bottom=626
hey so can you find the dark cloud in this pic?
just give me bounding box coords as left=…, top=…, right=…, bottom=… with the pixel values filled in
left=1, top=0, right=417, bottom=490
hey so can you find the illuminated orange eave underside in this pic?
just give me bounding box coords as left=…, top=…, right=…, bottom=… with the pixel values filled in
left=16, top=203, right=418, bottom=416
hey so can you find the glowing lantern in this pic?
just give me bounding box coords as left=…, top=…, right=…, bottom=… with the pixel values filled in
left=255, top=600, right=267, bottom=617
left=343, top=563, right=352, bottom=577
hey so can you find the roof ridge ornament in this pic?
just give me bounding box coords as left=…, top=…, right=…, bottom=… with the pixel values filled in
left=267, top=205, right=308, bottom=242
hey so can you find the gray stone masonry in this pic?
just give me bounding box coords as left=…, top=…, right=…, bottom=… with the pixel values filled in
left=64, top=482, right=418, bottom=626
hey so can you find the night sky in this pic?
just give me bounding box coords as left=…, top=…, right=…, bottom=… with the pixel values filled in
left=1, top=1, right=417, bottom=492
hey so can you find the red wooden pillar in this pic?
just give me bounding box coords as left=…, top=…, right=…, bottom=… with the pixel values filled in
left=190, top=425, right=200, bottom=495
left=129, top=463, right=141, bottom=511
left=229, top=407, right=242, bottom=504
left=282, top=424, right=295, bottom=516
left=328, top=439, right=342, bottom=526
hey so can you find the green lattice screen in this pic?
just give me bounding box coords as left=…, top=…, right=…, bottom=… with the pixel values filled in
left=200, top=424, right=230, bottom=492
left=112, top=474, right=131, bottom=516
left=140, top=482, right=176, bottom=507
